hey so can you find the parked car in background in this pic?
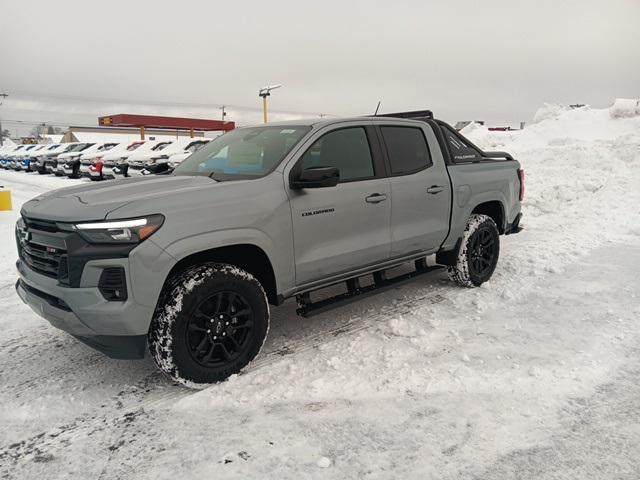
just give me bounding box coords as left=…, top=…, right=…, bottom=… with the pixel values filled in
left=61, top=143, right=112, bottom=178
left=137, top=138, right=211, bottom=175
left=99, top=141, right=147, bottom=180
left=24, top=144, right=62, bottom=172
left=115, top=140, right=175, bottom=177
left=13, top=145, right=44, bottom=171
left=78, top=142, right=120, bottom=177
left=104, top=140, right=171, bottom=179
left=44, top=142, right=87, bottom=176
left=0, top=145, right=25, bottom=168
left=54, top=143, right=95, bottom=177
left=32, top=143, right=77, bottom=174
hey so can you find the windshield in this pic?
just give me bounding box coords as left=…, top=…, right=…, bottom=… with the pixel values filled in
left=173, top=126, right=310, bottom=180
left=152, top=142, right=172, bottom=151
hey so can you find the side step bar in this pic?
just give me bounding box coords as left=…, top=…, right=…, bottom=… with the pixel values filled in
left=296, top=259, right=444, bottom=317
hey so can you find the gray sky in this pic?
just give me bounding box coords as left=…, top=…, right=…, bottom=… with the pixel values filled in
left=1, top=0, right=639, bottom=135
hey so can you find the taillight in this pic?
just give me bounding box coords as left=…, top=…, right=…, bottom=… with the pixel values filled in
left=517, top=168, right=525, bottom=201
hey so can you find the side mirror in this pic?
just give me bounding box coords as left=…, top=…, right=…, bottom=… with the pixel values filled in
left=290, top=166, right=340, bottom=189
left=453, top=147, right=481, bottom=162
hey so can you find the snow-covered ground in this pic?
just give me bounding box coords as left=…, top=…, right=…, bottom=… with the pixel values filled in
left=1, top=103, right=640, bottom=479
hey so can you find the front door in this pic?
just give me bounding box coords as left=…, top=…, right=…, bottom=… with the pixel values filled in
left=288, top=125, right=392, bottom=285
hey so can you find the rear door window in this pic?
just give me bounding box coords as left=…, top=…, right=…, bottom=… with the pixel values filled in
left=380, top=126, right=432, bottom=175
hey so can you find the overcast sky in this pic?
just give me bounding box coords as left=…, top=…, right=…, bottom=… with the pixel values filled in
left=1, top=0, right=639, bottom=135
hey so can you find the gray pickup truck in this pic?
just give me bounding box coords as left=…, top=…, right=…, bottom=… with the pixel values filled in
left=15, top=111, right=524, bottom=386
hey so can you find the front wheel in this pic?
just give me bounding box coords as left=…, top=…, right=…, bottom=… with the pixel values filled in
left=447, top=214, right=500, bottom=287
left=149, top=263, right=270, bottom=387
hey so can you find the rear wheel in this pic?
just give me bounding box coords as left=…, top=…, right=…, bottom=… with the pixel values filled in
left=447, top=214, right=500, bottom=287
left=149, top=263, right=269, bottom=387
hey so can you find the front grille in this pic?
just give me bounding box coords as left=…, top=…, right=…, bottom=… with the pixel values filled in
left=17, top=217, right=68, bottom=280
left=23, top=217, right=58, bottom=233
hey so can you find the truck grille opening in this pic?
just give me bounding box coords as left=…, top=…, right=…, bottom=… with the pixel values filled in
left=98, top=267, right=128, bottom=301
left=17, top=216, right=68, bottom=280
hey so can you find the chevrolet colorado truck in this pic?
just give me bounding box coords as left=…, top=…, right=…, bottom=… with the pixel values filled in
left=15, top=111, right=524, bottom=386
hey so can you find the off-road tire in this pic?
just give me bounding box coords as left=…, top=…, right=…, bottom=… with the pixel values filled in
left=148, top=263, right=269, bottom=387
left=447, top=214, right=500, bottom=288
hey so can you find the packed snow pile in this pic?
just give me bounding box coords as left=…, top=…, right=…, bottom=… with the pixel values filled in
left=609, top=98, right=640, bottom=118
left=532, top=103, right=578, bottom=123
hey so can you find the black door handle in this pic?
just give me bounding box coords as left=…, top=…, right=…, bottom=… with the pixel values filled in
left=365, top=193, right=388, bottom=203
left=427, top=185, right=444, bottom=194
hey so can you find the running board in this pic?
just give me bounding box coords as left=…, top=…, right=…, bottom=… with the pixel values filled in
left=296, top=261, right=444, bottom=317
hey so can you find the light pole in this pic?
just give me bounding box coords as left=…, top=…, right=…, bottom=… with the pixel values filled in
left=0, top=93, right=8, bottom=147
left=258, top=84, right=282, bottom=124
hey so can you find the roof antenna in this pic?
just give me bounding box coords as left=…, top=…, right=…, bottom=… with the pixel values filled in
left=373, top=101, right=381, bottom=116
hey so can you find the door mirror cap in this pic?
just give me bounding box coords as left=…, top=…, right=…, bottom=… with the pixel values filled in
left=290, top=166, right=340, bottom=189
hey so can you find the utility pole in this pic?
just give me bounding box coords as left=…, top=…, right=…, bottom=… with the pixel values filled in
left=0, top=93, right=8, bottom=147
left=258, top=85, right=283, bottom=124
left=220, top=105, right=227, bottom=123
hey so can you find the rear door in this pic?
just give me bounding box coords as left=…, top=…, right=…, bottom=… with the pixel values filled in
left=287, top=124, right=392, bottom=285
left=378, top=123, right=451, bottom=257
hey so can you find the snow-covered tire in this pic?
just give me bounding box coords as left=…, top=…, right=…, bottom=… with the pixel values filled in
left=148, top=263, right=269, bottom=387
left=447, top=214, right=500, bottom=288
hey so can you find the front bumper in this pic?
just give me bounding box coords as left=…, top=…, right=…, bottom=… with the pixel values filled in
left=127, top=164, right=146, bottom=176
left=14, top=223, right=175, bottom=359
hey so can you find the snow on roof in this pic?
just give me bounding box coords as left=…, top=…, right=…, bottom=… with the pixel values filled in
left=1, top=137, right=16, bottom=147
left=42, top=135, right=63, bottom=144
left=66, top=129, right=202, bottom=144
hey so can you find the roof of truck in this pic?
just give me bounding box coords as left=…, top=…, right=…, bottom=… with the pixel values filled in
left=244, top=116, right=433, bottom=129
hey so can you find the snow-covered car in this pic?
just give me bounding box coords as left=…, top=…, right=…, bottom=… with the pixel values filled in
left=55, top=143, right=96, bottom=177
left=13, top=145, right=44, bottom=171
left=103, top=140, right=174, bottom=179
left=138, top=138, right=211, bottom=175
left=32, top=143, right=76, bottom=174
left=100, top=140, right=147, bottom=180
left=118, top=140, right=176, bottom=177
left=0, top=145, right=25, bottom=168
left=78, top=142, right=120, bottom=177
left=25, top=144, right=63, bottom=172
left=44, top=143, right=82, bottom=174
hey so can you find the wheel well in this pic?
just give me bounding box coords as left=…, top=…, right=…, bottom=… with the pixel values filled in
left=165, top=244, right=279, bottom=305
left=472, top=201, right=505, bottom=233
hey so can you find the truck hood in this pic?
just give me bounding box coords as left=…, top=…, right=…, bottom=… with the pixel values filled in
left=21, top=175, right=217, bottom=222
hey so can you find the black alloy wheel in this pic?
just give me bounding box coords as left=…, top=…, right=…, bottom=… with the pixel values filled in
left=185, top=291, right=255, bottom=368
left=468, top=228, right=497, bottom=277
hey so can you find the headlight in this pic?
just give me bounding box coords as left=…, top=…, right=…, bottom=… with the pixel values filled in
left=73, top=215, right=164, bottom=244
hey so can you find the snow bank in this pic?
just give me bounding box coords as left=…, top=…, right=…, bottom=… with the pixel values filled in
left=532, top=103, right=575, bottom=123
left=609, top=98, right=640, bottom=118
